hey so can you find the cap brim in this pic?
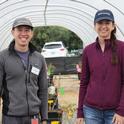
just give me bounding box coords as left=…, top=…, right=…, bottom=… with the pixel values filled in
left=94, top=17, right=114, bottom=23
left=13, top=23, right=33, bottom=28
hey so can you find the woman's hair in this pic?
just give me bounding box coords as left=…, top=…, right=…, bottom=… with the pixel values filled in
left=110, top=24, right=118, bottom=65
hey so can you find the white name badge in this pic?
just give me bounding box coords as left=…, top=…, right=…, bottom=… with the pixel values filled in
left=31, top=66, right=40, bottom=75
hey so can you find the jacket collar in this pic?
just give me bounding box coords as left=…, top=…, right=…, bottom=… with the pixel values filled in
left=9, top=40, right=36, bottom=54
left=95, top=37, right=112, bottom=50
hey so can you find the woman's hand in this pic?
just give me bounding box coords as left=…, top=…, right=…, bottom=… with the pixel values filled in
left=75, top=118, right=84, bottom=124
left=112, top=113, right=124, bottom=124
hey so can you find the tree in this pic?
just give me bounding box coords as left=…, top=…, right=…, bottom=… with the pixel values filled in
left=32, top=26, right=83, bottom=52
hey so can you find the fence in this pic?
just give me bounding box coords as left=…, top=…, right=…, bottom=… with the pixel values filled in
left=45, top=56, right=81, bottom=75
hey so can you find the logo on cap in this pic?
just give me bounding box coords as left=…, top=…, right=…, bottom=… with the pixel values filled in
left=94, top=9, right=114, bottom=23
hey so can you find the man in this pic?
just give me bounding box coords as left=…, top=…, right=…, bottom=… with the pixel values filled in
left=0, top=17, right=48, bottom=124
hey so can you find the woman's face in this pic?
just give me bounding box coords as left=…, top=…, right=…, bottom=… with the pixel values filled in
left=94, top=20, right=115, bottom=40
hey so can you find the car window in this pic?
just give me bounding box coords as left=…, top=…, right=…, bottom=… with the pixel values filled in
left=44, top=44, right=62, bottom=49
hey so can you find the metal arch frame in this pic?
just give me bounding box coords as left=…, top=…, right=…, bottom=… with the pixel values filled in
left=0, top=14, right=94, bottom=49
left=0, top=0, right=124, bottom=50
left=0, top=19, right=91, bottom=50
left=0, top=0, right=31, bottom=11
left=69, top=0, right=98, bottom=10
left=0, top=0, right=8, bottom=5
left=1, top=14, right=94, bottom=40
left=103, top=0, right=124, bottom=37
left=104, top=0, right=124, bottom=16
left=0, top=0, right=97, bottom=48
left=69, top=0, right=124, bottom=38
left=0, top=9, right=95, bottom=36
left=0, top=6, right=94, bottom=31
left=0, top=4, right=94, bottom=27
left=0, top=3, right=97, bottom=47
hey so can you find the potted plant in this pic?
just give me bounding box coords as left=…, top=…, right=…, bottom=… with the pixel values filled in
left=47, top=63, right=56, bottom=84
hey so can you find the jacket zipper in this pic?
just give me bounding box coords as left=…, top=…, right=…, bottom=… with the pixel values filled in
left=25, top=55, right=30, bottom=116
left=16, top=53, right=30, bottom=116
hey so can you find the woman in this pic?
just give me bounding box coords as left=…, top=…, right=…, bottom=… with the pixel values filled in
left=76, top=9, right=124, bottom=124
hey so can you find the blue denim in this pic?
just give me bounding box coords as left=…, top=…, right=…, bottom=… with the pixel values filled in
left=83, top=105, right=115, bottom=124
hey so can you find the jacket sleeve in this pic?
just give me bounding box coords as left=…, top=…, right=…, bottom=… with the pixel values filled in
left=38, top=56, right=48, bottom=121
left=0, top=52, right=4, bottom=97
left=77, top=47, right=90, bottom=118
left=116, top=44, right=124, bottom=116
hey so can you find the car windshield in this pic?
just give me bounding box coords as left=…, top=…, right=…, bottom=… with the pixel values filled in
left=44, top=44, right=62, bottom=49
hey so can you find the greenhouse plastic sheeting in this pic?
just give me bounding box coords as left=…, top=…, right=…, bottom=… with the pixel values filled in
left=0, top=0, right=124, bottom=50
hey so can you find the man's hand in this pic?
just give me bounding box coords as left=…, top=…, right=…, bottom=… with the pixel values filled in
left=42, top=121, right=47, bottom=124
left=0, top=98, right=1, bottom=110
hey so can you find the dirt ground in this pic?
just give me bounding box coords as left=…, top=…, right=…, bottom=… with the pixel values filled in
left=53, top=74, right=80, bottom=124
left=53, top=74, right=80, bottom=107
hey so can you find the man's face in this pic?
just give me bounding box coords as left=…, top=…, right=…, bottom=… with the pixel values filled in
left=11, top=25, right=33, bottom=47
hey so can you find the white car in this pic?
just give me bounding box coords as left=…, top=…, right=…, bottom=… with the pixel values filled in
left=41, top=41, right=68, bottom=58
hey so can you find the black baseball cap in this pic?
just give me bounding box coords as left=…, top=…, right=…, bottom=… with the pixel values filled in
left=94, top=9, right=114, bottom=23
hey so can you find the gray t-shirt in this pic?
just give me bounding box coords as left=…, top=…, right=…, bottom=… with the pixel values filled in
left=16, top=50, right=30, bottom=69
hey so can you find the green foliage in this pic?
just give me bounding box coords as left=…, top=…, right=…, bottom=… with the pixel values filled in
left=47, top=63, right=56, bottom=76
left=31, top=26, right=83, bottom=52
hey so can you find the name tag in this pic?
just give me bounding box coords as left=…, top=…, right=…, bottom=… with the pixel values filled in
left=31, top=66, right=40, bottom=75
left=31, top=118, right=38, bottom=124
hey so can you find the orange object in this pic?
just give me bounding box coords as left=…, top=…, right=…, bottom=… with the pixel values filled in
left=31, top=118, right=38, bottom=124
